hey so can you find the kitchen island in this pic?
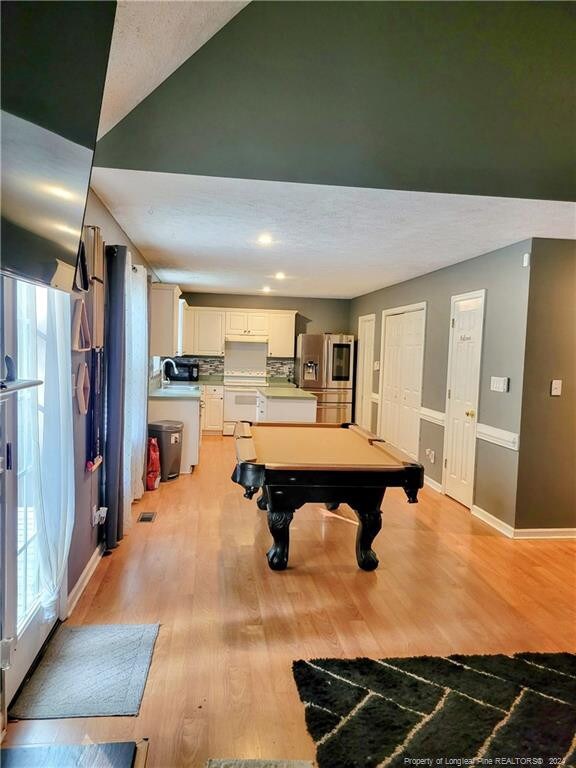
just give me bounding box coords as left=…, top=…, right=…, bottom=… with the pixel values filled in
left=256, top=387, right=317, bottom=423
left=148, top=384, right=201, bottom=472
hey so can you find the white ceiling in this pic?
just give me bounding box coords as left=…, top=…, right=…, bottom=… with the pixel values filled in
left=91, top=168, right=576, bottom=299
left=98, top=0, right=248, bottom=139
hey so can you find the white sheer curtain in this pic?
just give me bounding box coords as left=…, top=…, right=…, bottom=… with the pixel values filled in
left=122, top=256, right=149, bottom=529
left=17, top=282, right=75, bottom=621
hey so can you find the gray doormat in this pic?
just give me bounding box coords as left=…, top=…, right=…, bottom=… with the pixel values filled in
left=9, top=624, right=159, bottom=719
left=0, top=741, right=137, bottom=767
left=293, top=652, right=576, bottom=766
left=206, top=762, right=313, bottom=768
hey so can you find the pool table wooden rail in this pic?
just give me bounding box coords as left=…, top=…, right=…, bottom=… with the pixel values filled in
left=231, top=421, right=424, bottom=572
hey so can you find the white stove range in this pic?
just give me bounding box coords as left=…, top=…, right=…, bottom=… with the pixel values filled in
left=223, top=371, right=267, bottom=434
left=223, top=369, right=267, bottom=387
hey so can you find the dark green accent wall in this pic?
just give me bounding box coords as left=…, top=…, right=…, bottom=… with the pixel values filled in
left=96, top=1, right=575, bottom=201
left=1, top=1, right=116, bottom=148
left=515, top=239, right=576, bottom=529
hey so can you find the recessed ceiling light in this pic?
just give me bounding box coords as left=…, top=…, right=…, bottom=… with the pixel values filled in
left=257, top=233, right=273, bottom=246
left=275, top=272, right=286, bottom=280
left=262, top=286, right=271, bottom=293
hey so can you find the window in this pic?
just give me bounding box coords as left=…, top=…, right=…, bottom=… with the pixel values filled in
left=15, top=282, right=47, bottom=629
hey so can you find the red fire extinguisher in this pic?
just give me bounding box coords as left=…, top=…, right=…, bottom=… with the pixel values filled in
left=146, top=437, right=161, bottom=491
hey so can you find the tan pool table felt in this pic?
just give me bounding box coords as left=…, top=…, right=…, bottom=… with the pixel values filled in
left=236, top=423, right=406, bottom=470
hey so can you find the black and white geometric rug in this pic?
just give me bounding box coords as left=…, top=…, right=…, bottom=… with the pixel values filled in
left=292, top=653, right=576, bottom=767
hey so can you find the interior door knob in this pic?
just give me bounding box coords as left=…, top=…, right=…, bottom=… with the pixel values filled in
left=465, top=409, right=476, bottom=418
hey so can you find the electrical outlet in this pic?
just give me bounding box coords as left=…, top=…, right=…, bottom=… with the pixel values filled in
left=97, top=506, right=108, bottom=524
left=550, top=379, right=562, bottom=396
left=373, top=360, right=380, bottom=372
left=425, top=448, right=435, bottom=464
left=91, top=505, right=99, bottom=527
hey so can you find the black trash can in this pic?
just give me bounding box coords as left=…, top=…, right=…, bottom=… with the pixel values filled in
left=148, top=420, right=183, bottom=481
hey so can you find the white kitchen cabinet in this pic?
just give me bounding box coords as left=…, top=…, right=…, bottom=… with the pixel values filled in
left=203, top=385, right=224, bottom=432
left=150, top=284, right=181, bottom=357
left=225, top=311, right=268, bottom=336
left=256, top=391, right=317, bottom=423
left=193, top=309, right=225, bottom=355
left=148, top=396, right=201, bottom=471
left=267, top=312, right=296, bottom=357
left=181, top=304, right=195, bottom=354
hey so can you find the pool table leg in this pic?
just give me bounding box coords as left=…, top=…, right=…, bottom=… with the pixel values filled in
left=354, top=507, right=383, bottom=571
left=266, top=510, right=294, bottom=571
left=256, top=488, right=269, bottom=510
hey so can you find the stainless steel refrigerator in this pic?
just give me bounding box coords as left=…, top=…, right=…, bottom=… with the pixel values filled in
left=295, top=333, right=355, bottom=423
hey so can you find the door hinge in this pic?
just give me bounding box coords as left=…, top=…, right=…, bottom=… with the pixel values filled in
left=451, top=318, right=455, bottom=328
left=447, top=389, right=451, bottom=399
left=1, top=637, right=14, bottom=670
left=444, top=458, right=447, bottom=469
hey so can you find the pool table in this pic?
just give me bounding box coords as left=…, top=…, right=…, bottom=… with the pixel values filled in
left=231, top=421, right=424, bottom=571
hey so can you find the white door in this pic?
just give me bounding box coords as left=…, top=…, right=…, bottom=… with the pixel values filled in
left=2, top=280, right=57, bottom=708
left=443, top=291, right=485, bottom=508
left=379, top=307, right=425, bottom=459
left=397, top=309, right=425, bottom=457
left=356, top=314, right=375, bottom=430
left=380, top=314, right=403, bottom=445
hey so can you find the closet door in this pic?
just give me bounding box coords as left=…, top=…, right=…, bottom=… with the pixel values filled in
left=380, top=314, right=402, bottom=445
left=397, top=310, right=425, bottom=458
left=380, top=308, right=425, bottom=459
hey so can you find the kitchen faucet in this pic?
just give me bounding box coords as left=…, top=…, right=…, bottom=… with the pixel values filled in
left=161, top=358, right=179, bottom=388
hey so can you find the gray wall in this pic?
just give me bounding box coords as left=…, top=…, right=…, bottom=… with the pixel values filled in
left=516, top=239, right=576, bottom=529
left=349, top=239, right=532, bottom=524
left=67, top=191, right=153, bottom=591
left=183, top=292, right=350, bottom=336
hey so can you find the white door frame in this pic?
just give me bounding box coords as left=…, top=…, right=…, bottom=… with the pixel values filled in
left=441, top=289, right=485, bottom=498
left=377, top=302, right=427, bottom=442
left=356, top=314, right=375, bottom=430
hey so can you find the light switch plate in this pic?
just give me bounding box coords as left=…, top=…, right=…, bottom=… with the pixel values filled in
left=551, top=379, right=562, bottom=396
left=373, top=361, right=380, bottom=371
left=490, top=376, right=509, bottom=393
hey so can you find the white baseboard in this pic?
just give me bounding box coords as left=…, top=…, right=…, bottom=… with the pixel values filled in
left=424, top=475, right=443, bottom=494
left=512, top=527, right=576, bottom=540
left=471, top=505, right=575, bottom=539
left=67, top=544, right=103, bottom=618
left=471, top=505, right=515, bottom=537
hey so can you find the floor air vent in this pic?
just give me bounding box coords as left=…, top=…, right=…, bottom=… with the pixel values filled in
left=137, top=512, right=156, bottom=523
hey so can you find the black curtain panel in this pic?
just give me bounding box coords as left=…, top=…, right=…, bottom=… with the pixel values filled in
left=104, top=245, right=127, bottom=549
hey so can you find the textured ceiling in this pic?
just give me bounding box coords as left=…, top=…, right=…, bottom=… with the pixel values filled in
left=97, top=0, right=248, bottom=139
left=90, top=168, right=576, bottom=299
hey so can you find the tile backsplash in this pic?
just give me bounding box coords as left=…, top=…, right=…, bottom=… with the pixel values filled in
left=167, top=355, right=294, bottom=379
left=267, top=358, right=294, bottom=379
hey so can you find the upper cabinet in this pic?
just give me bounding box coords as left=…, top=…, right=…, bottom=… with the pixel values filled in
left=150, top=284, right=181, bottom=357
left=225, top=311, right=268, bottom=336
left=267, top=312, right=296, bottom=357
left=182, top=307, right=296, bottom=358
left=193, top=309, right=225, bottom=355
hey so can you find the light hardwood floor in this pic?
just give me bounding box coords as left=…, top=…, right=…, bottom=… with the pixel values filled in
left=5, top=436, right=576, bottom=766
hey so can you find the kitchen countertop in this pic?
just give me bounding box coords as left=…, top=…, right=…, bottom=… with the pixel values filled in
left=149, top=385, right=201, bottom=400
left=257, top=387, right=316, bottom=400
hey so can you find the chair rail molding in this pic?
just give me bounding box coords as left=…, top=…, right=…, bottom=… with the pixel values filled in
left=419, top=407, right=445, bottom=427
left=475, top=423, right=519, bottom=451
